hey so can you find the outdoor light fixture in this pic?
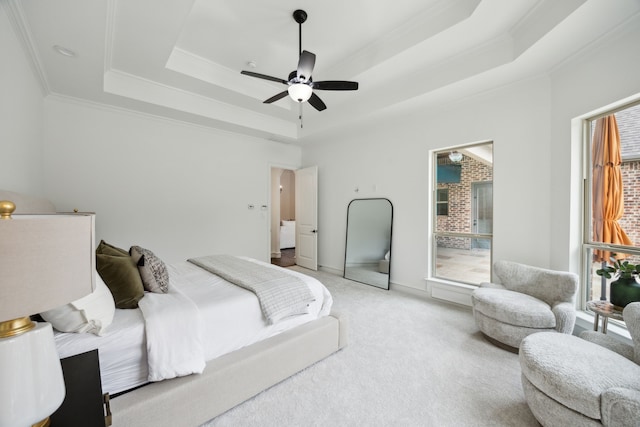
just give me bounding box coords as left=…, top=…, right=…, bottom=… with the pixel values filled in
left=449, top=151, right=463, bottom=162
left=288, top=83, right=312, bottom=103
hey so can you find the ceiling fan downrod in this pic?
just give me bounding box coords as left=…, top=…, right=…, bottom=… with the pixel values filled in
left=293, top=9, right=307, bottom=57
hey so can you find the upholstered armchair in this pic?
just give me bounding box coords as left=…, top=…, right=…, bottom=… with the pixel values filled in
left=519, top=302, right=640, bottom=426
left=471, top=260, right=578, bottom=349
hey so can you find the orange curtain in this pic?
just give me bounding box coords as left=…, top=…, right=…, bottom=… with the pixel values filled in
left=592, top=115, right=632, bottom=263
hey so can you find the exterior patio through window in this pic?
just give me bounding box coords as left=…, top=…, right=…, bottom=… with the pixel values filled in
left=432, top=142, right=493, bottom=285
left=584, top=102, right=640, bottom=308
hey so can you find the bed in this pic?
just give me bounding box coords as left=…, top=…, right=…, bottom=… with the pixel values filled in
left=58, top=257, right=346, bottom=427
left=2, top=190, right=347, bottom=427
left=280, top=220, right=295, bottom=249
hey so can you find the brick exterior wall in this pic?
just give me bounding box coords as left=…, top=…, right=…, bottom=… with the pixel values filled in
left=619, top=159, right=640, bottom=252
left=437, top=154, right=493, bottom=249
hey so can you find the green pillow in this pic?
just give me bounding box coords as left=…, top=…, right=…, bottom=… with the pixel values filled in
left=96, top=239, right=129, bottom=257
left=96, top=241, right=144, bottom=309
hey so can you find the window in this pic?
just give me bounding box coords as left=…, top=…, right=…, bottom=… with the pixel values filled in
left=583, top=102, right=640, bottom=307
left=436, top=189, right=449, bottom=215
left=432, top=143, right=493, bottom=285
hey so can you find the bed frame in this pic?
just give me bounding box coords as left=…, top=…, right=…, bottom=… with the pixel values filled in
left=110, top=312, right=347, bottom=426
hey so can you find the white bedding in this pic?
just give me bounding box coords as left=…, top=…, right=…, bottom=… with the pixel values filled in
left=138, top=285, right=205, bottom=382
left=280, top=220, right=295, bottom=249
left=54, top=257, right=332, bottom=395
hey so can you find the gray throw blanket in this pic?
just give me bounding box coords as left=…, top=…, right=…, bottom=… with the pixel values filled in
left=188, top=255, right=315, bottom=324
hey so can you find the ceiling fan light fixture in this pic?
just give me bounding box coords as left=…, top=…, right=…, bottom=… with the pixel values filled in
left=288, top=83, right=312, bottom=103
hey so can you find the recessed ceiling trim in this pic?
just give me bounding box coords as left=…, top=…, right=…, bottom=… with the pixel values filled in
left=166, top=47, right=290, bottom=109
left=324, top=0, right=481, bottom=80
left=510, top=0, right=587, bottom=57
left=344, top=35, right=515, bottom=118
left=104, top=69, right=298, bottom=138
left=103, top=0, right=117, bottom=73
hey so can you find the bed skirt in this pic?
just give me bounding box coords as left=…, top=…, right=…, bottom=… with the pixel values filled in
left=109, top=312, right=348, bottom=427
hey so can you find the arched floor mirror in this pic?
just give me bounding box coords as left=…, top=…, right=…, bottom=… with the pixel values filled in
left=344, top=198, right=393, bottom=290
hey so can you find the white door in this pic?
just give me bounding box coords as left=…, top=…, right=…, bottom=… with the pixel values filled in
left=295, top=166, right=318, bottom=270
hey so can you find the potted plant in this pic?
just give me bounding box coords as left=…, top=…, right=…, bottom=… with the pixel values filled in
left=596, top=257, right=640, bottom=308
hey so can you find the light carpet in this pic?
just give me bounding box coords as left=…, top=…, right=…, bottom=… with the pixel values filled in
left=203, top=267, right=539, bottom=427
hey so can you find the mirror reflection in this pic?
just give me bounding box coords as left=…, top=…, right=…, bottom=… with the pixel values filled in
left=344, top=198, right=393, bottom=290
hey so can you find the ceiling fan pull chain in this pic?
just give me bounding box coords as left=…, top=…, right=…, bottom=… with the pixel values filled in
left=299, top=104, right=304, bottom=128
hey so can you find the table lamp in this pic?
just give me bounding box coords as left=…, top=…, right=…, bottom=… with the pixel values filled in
left=0, top=200, right=95, bottom=427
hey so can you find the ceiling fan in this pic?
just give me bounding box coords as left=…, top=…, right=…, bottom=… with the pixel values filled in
left=240, top=9, right=358, bottom=112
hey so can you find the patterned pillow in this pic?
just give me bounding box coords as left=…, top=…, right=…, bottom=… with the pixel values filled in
left=130, top=246, right=169, bottom=293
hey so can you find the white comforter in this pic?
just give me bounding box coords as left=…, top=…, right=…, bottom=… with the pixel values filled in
left=54, top=257, right=333, bottom=393
left=138, top=286, right=205, bottom=382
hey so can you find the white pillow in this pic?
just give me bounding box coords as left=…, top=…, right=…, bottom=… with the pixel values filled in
left=41, top=273, right=116, bottom=336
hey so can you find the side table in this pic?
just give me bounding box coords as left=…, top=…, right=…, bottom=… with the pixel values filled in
left=586, top=300, right=624, bottom=334
left=50, top=349, right=111, bottom=427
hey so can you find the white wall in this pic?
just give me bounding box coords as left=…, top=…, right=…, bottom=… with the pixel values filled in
left=548, top=15, right=640, bottom=274
left=279, top=169, right=295, bottom=220
left=302, top=76, right=552, bottom=290
left=0, top=5, right=44, bottom=195
left=302, top=13, right=640, bottom=294
left=42, top=97, right=301, bottom=263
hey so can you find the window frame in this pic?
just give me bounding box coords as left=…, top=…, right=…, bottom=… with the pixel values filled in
left=431, top=142, right=494, bottom=285
left=581, top=100, right=640, bottom=311
left=436, top=188, right=449, bottom=216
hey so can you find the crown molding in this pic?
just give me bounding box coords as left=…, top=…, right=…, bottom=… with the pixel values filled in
left=2, top=0, right=50, bottom=95
left=44, top=92, right=298, bottom=145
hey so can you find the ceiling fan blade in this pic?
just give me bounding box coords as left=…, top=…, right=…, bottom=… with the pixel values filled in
left=313, top=81, right=359, bottom=91
left=241, top=70, right=288, bottom=85
left=297, top=50, right=316, bottom=82
left=308, top=92, right=327, bottom=111
left=263, top=91, right=289, bottom=104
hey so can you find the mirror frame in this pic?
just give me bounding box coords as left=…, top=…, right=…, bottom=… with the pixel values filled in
left=343, top=198, right=393, bottom=290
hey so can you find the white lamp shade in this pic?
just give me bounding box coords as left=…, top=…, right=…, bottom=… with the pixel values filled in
left=0, top=209, right=95, bottom=425
left=0, top=323, right=65, bottom=426
left=0, top=214, right=95, bottom=321
left=288, top=83, right=313, bottom=102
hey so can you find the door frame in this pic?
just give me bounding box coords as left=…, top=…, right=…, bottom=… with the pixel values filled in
left=269, top=164, right=298, bottom=261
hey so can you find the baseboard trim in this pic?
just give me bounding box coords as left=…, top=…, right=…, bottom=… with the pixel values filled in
left=425, top=278, right=475, bottom=307
left=319, top=265, right=343, bottom=276
left=390, top=283, right=429, bottom=300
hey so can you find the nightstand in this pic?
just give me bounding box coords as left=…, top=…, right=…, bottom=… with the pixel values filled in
left=50, top=349, right=111, bottom=427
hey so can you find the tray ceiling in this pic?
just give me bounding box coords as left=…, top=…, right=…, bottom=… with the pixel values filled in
left=6, top=0, right=640, bottom=143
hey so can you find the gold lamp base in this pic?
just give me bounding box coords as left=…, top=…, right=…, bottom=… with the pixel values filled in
left=0, top=316, right=35, bottom=338
left=32, top=417, right=51, bottom=427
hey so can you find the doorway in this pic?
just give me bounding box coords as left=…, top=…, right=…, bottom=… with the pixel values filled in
left=270, top=168, right=296, bottom=267
left=269, top=166, right=319, bottom=270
